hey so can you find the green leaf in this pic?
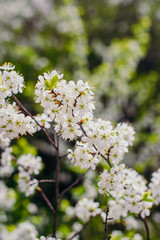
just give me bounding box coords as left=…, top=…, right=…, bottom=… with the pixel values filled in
left=142, top=190, right=154, bottom=202
left=142, top=190, right=151, bottom=199
left=143, top=198, right=155, bottom=202
left=45, top=75, right=58, bottom=90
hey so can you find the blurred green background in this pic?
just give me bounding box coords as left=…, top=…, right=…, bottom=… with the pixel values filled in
left=1, top=0, right=160, bottom=239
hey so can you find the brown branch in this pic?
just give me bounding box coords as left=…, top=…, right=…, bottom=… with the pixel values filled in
left=99, top=152, right=112, bottom=168
left=12, top=93, right=57, bottom=151
left=53, top=134, right=60, bottom=238
left=104, top=207, right=111, bottom=240
left=78, top=122, right=88, bottom=137
left=58, top=170, right=88, bottom=198
left=139, top=214, right=151, bottom=240
left=37, top=187, right=55, bottom=214
left=101, top=146, right=113, bottom=168
left=60, top=153, right=68, bottom=159
left=68, top=217, right=93, bottom=240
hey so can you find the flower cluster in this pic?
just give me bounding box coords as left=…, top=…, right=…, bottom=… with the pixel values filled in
left=98, top=164, right=152, bottom=219
left=34, top=113, right=52, bottom=131
left=68, top=120, right=135, bottom=169
left=149, top=168, right=160, bottom=205
left=0, top=181, right=15, bottom=210
left=0, top=63, right=24, bottom=105
left=35, top=71, right=94, bottom=140
left=75, top=198, right=102, bottom=221
left=0, top=133, right=10, bottom=148
left=0, top=103, right=35, bottom=140
left=17, top=154, right=42, bottom=196
left=0, top=221, right=38, bottom=240
left=67, top=141, right=99, bottom=170
left=0, top=147, right=14, bottom=177
left=111, top=230, right=143, bottom=240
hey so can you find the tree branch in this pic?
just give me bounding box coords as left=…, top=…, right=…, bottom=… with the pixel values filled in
left=104, top=207, right=111, bottom=240
left=99, top=151, right=112, bottom=168
left=53, top=134, right=60, bottom=237
left=37, top=187, right=55, bottom=214
left=139, top=214, right=151, bottom=240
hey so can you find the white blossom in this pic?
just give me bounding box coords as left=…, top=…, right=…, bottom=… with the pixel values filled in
left=0, top=221, right=38, bottom=240
left=0, top=181, right=15, bottom=210
left=98, top=164, right=152, bottom=219
left=75, top=198, right=102, bottom=221
left=0, top=63, right=24, bottom=105
left=17, top=154, right=42, bottom=175
left=149, top=168, right=160, bottom=205
left=0, top=147, right=14, bottom=177
left=0, top=103, right=35, bottom=140
left=17, top=154, right=42, bottom=196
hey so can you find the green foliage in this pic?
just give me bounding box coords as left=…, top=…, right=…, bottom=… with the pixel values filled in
left=142, top=190, right=154, bottom=202
left=12, top=138, right=37, bottom=157
left=44, top=75, right=59, bottom=90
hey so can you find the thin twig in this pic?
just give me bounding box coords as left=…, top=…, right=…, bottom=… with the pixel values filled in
left=37, top=187, right=55, bottom=214
left=58, top=170, right=88, bottom=198
left=60, top=153, right=68, bottom=159
left=39, top=179, right=56, bottom=183
left=139, top=214, right=151, bottom=240
left=78, top=122, right=88, bottom=137
left=104, top=207, right=111, bottom=240
left=53, top=134, right=60, bottom=237
left=67, top=217, right=93, bottom=240
left=12, top=93, right=57, bottom=150
left=99, top=152, right=112, bottom=168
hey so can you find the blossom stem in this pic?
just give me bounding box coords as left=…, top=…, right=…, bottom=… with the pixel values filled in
left=139, top=214, right=151, bottom=240
left=53, top=134, right=60, bottom=237
left=12, top=93, right=57, bottom=150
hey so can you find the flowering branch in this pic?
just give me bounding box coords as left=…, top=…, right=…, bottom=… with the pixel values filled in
left=12, top=93, right=57, bottom=150
left=0, top=64, right=144, bottom=240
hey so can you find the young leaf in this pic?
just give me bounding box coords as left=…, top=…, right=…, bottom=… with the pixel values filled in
left=45, top=75, right=58, bottom=90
